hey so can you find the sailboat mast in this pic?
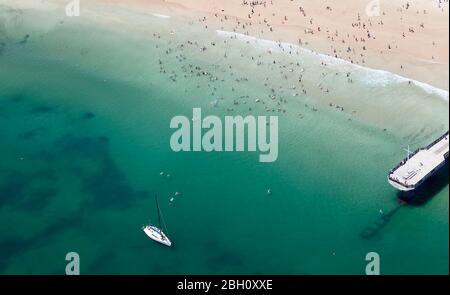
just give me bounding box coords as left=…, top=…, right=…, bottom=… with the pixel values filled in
left=155, top=195, right=162, bottom=230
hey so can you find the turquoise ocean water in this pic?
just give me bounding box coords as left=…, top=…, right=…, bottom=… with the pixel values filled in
left=0, top=4, right=448, bottom=274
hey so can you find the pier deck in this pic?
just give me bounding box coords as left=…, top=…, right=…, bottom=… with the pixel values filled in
left=388, top=132, right=449, bottom=191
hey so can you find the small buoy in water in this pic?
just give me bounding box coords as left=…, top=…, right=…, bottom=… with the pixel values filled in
left=266, top=189, right=272, bottom=195
left=174, top=192, right=181, bottom=197
left=166, top=174, right=171, bottom=178
left=160, top=172, right=165, bottom=176
left=379, top=209, right=384, bottom=215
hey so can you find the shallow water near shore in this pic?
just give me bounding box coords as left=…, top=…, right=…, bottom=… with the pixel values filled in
left=0, top=5, right=448, bottom=274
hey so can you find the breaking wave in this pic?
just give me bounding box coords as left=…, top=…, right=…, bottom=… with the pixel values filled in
left=216, top=30, right=449, bottom=102
left=152, top=13, right=171, bottom=19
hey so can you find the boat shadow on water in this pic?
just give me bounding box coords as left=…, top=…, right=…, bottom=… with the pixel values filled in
left=359, top=203, right=404, bottom=240
left=359, top=161, right=449, bottom=240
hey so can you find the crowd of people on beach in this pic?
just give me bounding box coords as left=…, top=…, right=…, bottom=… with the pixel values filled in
left=149, top=0, right=448, bottom=132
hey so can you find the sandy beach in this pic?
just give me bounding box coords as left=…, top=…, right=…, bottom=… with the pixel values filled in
left=98, top=0, right=449, bottom=90
left=3, top=0, right=448, bottom=89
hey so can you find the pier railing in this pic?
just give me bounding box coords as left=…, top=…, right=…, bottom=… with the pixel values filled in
left=425, top=131, right=449, bottom=150
left=388, top=175, right=415, bottom=189
left=387, top=131, right=449, bottom=189
left=389, top=131, right=449, bottom=174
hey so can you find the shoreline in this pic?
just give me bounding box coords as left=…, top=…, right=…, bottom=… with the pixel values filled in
left=215, top=29, right=449, bottom=101
left=100, top=0, right=449, bottom=90
left=1, top=0, right=448, bottom=135
left=2, top=0, right=448, bottom=90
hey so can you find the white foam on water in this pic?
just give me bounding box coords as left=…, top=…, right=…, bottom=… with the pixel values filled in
left=152, top=13, right=171, bottom=19
left=216, top=30, right=449, bottom=102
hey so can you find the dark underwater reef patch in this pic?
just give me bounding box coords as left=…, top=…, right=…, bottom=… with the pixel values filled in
left=17, top=127, right=46, bottom=141
left=37, top=213, right=84, bottom=240
left=87, top=251, right=118, bottom=274
left=0, top=212, right=84, bottom=273
left=0, top=104, right=149, bottom=271
left=0, top=171, right=30, bottom=207
left=204, top=240, right=244, bottom=272
left=0, top=169, right=58, bottom=212
left=0, top=238, right=27, bottom=272
left=81, top=156, right=148, bottom=209
left=207, top=249, right=244, bottom=272
left=81, top=111, right=96, bottom=120
left=6, top=93, right=25, bottom=103
left=48, top=133, right=148, bottom=209
left=11, top=132, right=148, bottom=211
left=52, top=133, right=110, bottom=160
left=17, top=188, right=59, bottom=211
left=30, top=105, right=57, bottom=114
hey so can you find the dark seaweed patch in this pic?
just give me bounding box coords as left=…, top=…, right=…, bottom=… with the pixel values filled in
left=82, top=157, right=148, bottom=209
left=0, top=213, right=83, bottom=273
left=81, top=111, right=96, bottom=120
left=30, top=169, right=59, bottom=182
left=0, top=169, right=58, bottom=211
left=207, top=249, right=244, bottom=272
left=8, top=93, right=25, bottom=103
left=0, top=238, right=27, bottom=272
left=17, top=188, right=59, bottom=211
left=204, top=240, right=244, bottom=272
left=30, top=105, right=56, bottom=114
left=49, top=133, right=147, bottom=209
left=17, top=127, right=46, bottom=141
left=88, top=252, right=117, bottom=274
left=38, top=213, right=83, bottom=239
left=52, top=133, right=109, bottom=160
left=34, top=134, right=110, bottom=173
left=0, top=171, right=29, bottom=207
left=0, top=131, right=148, bottom=271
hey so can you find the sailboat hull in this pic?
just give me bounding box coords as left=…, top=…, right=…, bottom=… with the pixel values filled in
left=143, top=225, right=172, bottom=247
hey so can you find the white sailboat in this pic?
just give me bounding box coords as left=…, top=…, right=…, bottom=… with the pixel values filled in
left=143, top=196, right=172, bottom=247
